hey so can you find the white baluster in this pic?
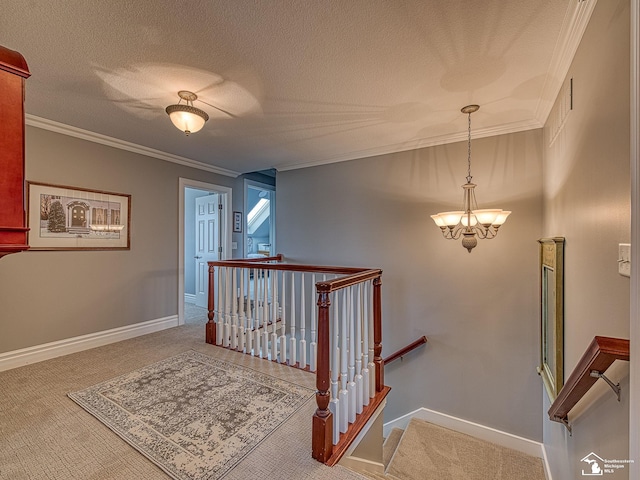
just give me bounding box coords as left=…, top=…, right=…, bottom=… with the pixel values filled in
left=280, top=271, right=287, bottom=363
left=224, top=267, right=232, bottom=347
left=289, top=272, right=297, bottom=366
left=367, top=280, right=375, bottom=399
left=271, top=269, right=278, bottom=361
left=348, top=286, right=356, bottom=423
left=246, top=268, right=253, bottom=355
left=231, top=267, right=238, bottom=350
left=253, top=268, right=261, bottom=357
left=339, top=289, right=348, bottom=434
left=310, top=273, right=317, bottom=372
left=261, top=269, right=269, bottom=359
left=238, top=268, right=246, bottom=353
left=215, top=266, right=223, bottom=345
left=355, top=283, right=364, bottom=413
left=330, top=291, right=341, bottom=445
left=362, top=280, right=370, bottom=405
left=299, top=273, right=307, bottom=369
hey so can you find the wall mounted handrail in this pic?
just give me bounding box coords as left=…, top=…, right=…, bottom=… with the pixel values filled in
left=384, top=336, right=428, bottom=365
left=548, top=336, right=630, bottom=432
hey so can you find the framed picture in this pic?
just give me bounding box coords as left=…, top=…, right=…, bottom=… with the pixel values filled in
left=233, top=211, right=243, bottom=233
left=537, top=237, right=565, bottom=401
left=27, top=182, right=131, bottom=250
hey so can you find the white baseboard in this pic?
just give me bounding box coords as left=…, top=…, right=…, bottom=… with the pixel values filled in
left=184, top=294, right=196, bottom=303
left=0, top=315, right=179, bottom=372
left=383, top=407, right=547, bottom=461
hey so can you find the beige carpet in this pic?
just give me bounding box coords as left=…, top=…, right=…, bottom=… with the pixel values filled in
left=0, top=319, right=367, bottom=480
left=382, top=428, right=403, bottom=468
left=184, top=304, right=208, bottom=324
left=385, top=419, right=545, bottom=480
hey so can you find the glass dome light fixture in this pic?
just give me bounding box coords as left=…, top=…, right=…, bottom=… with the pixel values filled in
left=431, top=105, right=511, bottom=253
left=165, top=90, right=209, bottom=136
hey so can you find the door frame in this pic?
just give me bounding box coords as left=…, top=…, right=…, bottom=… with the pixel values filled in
left=244, top=178, right=276, bottom=257
left=629, top=0, right=639, bottom=471
left=178, top=177, right=232, bottom=326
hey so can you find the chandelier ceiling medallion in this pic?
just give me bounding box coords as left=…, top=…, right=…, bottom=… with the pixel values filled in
left=431, top=105, right=511, bottom=253
left=165, top=90, right=209, bottom=136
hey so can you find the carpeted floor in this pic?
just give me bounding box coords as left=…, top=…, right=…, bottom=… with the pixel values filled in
left=184, top=303, right=208, bottom=325
left=0, top=315, right=367, bottom=480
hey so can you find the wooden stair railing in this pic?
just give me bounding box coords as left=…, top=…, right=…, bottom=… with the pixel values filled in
left=548, top=336, right=630, bottom=433
left=206, top=255, right=387, bottom=465
left=384, top=336, right=428, bottom=365
left=314, top=269, right=385, bottom=464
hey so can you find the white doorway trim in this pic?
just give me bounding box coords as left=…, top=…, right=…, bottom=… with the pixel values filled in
left=178, top=178, right=232, bottom=326
left=244, top=178, right=276, bottom=257
left=629, top=0, right=639, bottom=473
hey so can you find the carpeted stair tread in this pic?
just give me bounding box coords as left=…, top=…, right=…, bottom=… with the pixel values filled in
left=383, top=428, right=404, bottom=467
left=386, top=419, right=545, bottom=480
left=357, top=470, right=403, bottom=480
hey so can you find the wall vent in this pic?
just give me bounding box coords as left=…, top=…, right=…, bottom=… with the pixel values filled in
left=547, top=78, right=573, bottom=147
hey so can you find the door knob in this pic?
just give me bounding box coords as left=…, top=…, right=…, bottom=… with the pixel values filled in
left=194, top=256, right=202, bottom=259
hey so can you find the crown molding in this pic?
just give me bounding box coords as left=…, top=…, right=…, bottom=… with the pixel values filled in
left=276, top=118, right=542, bottom=172
left=25, top=115, right=240, bottom=178
left=535, top=0, right=597, bottom=125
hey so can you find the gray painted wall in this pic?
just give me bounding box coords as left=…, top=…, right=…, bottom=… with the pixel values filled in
left=542, top=0, right=631, bottom=478
left=0, top=126, right=234, bottom=353
left=277, top=128, right=544, bottom=441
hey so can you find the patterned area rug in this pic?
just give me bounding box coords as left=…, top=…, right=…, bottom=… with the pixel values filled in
left=69, top=350, right=314, bottom=480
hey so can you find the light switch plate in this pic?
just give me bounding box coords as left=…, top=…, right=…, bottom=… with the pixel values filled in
left=232, top=241, right=238, bottom=250
left=619, top=243, right=631, bottom=277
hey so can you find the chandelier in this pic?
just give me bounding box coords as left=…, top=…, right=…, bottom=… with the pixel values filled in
left=431, top=105, right=510, bottom=253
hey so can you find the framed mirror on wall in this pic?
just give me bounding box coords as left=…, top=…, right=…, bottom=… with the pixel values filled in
left=538, top=237, right=565, bottom=401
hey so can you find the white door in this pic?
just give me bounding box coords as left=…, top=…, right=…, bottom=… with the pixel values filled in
left=195, top=194, right=221, bottom=308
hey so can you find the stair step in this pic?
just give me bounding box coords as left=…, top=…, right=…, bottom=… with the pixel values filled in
left=382, top=427, right=404, bottom=467
left=385, top=418, right=545, bottom=480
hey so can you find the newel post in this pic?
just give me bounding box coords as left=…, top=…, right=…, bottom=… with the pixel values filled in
left=373, top=276, right=383, bottom=392
left=206, top=264, right=216, bottom=345
left=312, top=289, right=333, bottom=462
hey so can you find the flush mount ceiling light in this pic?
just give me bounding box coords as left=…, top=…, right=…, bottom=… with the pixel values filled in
left=165, top=90, right=209, bottom=136
left=431, top=105, right=511, bottom=253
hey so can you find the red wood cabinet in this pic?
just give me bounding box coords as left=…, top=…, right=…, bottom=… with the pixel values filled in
left=0, top=45, right=30, bottom=259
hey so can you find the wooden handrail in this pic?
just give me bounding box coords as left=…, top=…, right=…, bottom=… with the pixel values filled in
left=232, top=254, right=284, bottom=263
left=548, top=336, right=629, bottom=428
left=208, top=256, right=370, bottom=275
left=316, top=269, right=383, bottom=293
left=384, top=336, right=428, bottom=365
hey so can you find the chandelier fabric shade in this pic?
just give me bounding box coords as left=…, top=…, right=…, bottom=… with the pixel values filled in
left=431, top=105, right=510, bottom=252
left=165, top=91, right=209, bottom=136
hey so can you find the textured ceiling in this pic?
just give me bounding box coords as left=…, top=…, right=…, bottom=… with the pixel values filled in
left=1, top=0, right=590, bottom=176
